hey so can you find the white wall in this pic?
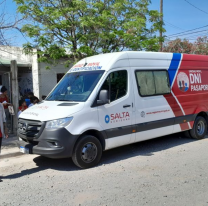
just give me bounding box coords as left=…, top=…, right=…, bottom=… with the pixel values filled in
left=0, top=46, right=33, bottom=64
left=39, top=61, right=72, bottom=97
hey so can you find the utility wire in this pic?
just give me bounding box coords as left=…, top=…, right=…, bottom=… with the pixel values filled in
left=167, top=25, right=208, bottom=37
left=164, top=20, right=184, bottom=31
left=170, top=30, right=208, bottom=39
left=184, top=0, right=208, bottom=15
left=168, top=29, right=208, bottom=38
left=180, top=32, right=208, bottom=40
left=168, top=31, right=208, bottom=41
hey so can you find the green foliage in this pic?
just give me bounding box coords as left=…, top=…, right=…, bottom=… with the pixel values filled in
left=15, top=0, right=163, bottom=66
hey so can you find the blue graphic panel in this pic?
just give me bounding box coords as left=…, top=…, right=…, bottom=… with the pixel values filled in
left=168, top=53, right=182, bottom=86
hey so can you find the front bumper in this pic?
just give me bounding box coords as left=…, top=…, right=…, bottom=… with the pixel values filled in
left=17, top=127, right=79, bottom=159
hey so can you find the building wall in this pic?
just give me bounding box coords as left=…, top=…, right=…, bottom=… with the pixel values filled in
left=0, top=46, right=74, bottom=100
left=0, top=46, right=34, bottom=64
left=0, top=45, right=39, bottom=97
left=38, top=61, right=72, bottom=98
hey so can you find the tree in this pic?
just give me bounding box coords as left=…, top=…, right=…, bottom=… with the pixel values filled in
left=162, top=38, right=193, bottom=54
left=163, top=37, right=208, bottom=55
left=15, top=0, right=164, bottom=65
left=193, top=36, right=208, bottom=55
left=0, top=0, right=23, bottom=45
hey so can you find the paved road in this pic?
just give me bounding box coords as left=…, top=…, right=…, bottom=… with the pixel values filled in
left=1, top=134, right=208, bottom=206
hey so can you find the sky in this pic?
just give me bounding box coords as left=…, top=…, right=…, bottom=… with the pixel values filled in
left=149, top=0, right=208, bottom=42
left=1, top=0, right=208, bottom=46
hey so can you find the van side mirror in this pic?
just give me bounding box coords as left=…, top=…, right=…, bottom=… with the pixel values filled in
left=97, top=90, right=109, bottom=105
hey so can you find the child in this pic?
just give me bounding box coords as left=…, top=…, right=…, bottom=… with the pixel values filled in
left=18, top=100, right=28, bottom=117
left=28, top=96, right=39, bottom=108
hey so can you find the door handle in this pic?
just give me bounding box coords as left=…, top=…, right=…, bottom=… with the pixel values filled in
left=123, top=104, right=131, bottom=108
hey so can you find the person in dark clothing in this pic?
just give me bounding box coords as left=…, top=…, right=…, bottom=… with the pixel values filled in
left=28, top=96, right=39, bottom=107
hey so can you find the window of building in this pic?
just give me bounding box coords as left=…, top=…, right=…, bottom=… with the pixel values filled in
left=135, top=70, right=170, bottom=97
left=57, top=73, right=65, bottom=83
left=100, top=70, right=127, bottom=102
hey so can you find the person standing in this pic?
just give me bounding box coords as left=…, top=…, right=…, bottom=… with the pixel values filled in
left=0, top=103, right=8, bottom=182
left=0, top=86, right=11, bottom=131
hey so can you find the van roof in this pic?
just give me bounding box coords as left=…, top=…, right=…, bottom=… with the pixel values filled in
left=69, top=51, right=208, bottom=73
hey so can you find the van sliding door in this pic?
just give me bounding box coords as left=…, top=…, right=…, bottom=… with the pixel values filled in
left=133, top=70, right=174, bottom=142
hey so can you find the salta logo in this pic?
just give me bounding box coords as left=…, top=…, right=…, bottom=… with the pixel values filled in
left=105, top=115, right=110, bottom=124
left=177, top=72, right=189, bottom=92
left=105, top=112, right=130, bottom=123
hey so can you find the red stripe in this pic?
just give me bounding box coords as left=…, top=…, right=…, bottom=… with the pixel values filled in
left=180, top=122, right=189, bottom=131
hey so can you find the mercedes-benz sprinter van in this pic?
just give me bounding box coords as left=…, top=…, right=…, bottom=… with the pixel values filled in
left=18, top=51, right=208, bottom=168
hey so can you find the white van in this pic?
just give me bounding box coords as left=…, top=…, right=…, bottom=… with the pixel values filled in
left=18, top=51, right=208, bottom=168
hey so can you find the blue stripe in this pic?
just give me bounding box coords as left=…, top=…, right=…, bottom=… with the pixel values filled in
left=168, top=53, right=182, bottom=87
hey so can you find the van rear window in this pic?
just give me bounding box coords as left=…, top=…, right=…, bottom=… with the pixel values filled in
left=135, top=70, right=170, bottom=97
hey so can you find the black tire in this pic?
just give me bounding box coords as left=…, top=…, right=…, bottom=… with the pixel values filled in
left=183, top=130, right=191, bottom=138
left=189, top=116, right=207, bottom=139
left=72, top=135, right=102, bottom=169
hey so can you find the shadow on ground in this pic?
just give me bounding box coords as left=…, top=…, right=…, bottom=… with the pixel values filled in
left=3, top=133, right=204, bottom=179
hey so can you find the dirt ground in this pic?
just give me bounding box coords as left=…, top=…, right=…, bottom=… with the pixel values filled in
left=1, top=134, right=208, bottom=206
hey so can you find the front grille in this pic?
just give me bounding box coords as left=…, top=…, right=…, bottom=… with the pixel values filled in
left=18, top=118, right=45, bottom=139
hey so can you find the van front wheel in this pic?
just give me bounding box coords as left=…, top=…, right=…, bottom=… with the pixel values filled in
left=72, top=135, right=102, bottom=169
left=189, top=116, right=207, bottom=139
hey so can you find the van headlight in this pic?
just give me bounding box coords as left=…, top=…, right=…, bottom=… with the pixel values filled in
left=45, top=117, right=73, bottom=129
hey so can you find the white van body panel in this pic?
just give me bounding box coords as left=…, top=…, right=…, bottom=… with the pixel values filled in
left=106, top=134, right=132, bottom=149
left=65, top=101, right=101, bottom=135
left=96, top=67, right=136, bottom=149
left=20, top=101, right=85, bottom=121
left=130, top=54, right=177, bottom=142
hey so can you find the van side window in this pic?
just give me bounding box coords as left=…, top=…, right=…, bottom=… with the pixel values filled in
left=135, top=71, right=170, bottom=96
left=100, top=70, right=127, bottom=102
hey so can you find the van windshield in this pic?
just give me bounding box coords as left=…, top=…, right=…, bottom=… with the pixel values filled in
left=46, top=71, right=104, bottom=102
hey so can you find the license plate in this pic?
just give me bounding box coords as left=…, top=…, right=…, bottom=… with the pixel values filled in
left=20, top=146, right=29, bottom=154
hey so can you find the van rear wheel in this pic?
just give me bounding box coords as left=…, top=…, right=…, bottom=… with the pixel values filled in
left=72, top=135, right=102, bottom=169
left=189, top=116, right=207, bottom=139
